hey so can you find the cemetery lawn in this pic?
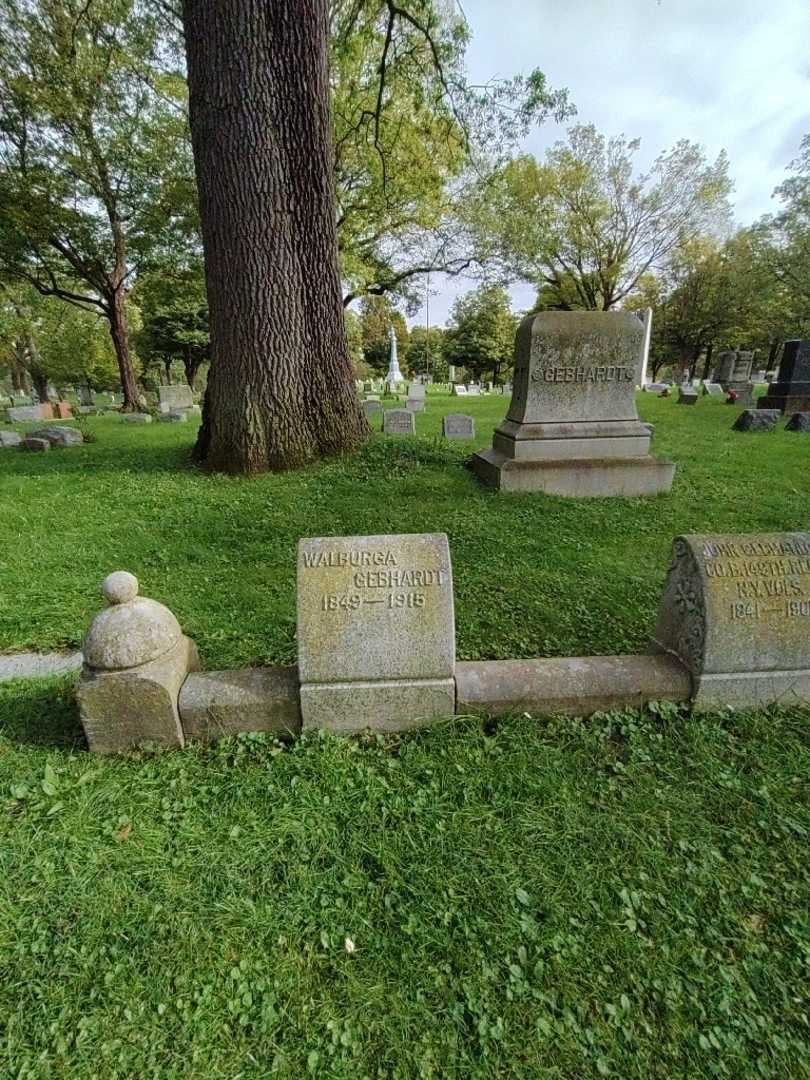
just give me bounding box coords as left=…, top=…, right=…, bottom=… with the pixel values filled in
left=1, top=393, right=810, bottom=1077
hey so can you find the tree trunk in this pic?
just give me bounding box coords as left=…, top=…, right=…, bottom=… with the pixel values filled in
left=107, top=290, right=140, bottom=411
left=183, top=349, right=201, bottom=390
left=30, top=368, right=49, bottom=404
left=182, top=0, right=368, bottom=473
left=702, top=342, right=714, bottom=382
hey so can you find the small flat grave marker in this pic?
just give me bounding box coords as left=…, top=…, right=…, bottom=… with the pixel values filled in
left=443, top=413, right=475, bottom=440
left=733, top=409, right=779, bottom=432
left=297, top=533, right=456, bottom=732
left=383, top=409, right=415, bottom=435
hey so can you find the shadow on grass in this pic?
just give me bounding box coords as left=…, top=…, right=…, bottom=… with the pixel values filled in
left=0, top=439, right=197, bottom=480
left=0, top=676, right=86, bottom=750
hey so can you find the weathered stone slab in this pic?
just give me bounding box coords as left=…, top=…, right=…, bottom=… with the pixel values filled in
left=655, top=533, right=810, bottom=709
left=472, top=311, right=674, bottom=496
left=733, top=409, right=780, bottom=432
left=363, top=399, right=382, bottom=416
left=0, top=431, right=22, bottom=448
left=442, top=413, right=475, bottom=440
left=121, top=412, right=152, bottom=423
left=452, top=384, right=468, bottom=396
left=456, top=654, right=690, bottom=717
left=8, top=405, right=48, bottom=422
left=677, top=387, right=698, bottom=404
left=159, top=409, right=189, bottom=423
left=405, top=398, right=425, bottom=412
left=179, top=666, right=301, bottom=741
left=21, top=437, right=50, bottom=452
left=158, top=384, right=193, bottom=412
left=297, top=533, right=455, bottom=732
left=407, top=382, right=426, bottom=400
left=29, top=425, right=83, bottom=447
left=786, top=412, right=810, bottom=432
left=383, top=409, right=415, bottom=435
left=702, top=382, right=724, bottom=396
left=467, top=384, right=481, bottom=396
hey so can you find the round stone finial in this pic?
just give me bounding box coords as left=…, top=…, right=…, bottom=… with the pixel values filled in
left=84, top=572, right=182, bottom=671
left=103, top=570, right=139, bottom=605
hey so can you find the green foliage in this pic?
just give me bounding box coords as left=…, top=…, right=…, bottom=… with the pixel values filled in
left=406, top=324, right=446, bottom=379
left=133, top=262, right=209, bottom=388
left=473, top=126, right=733, bottom=310
left=443, top=285, right=517, bottom=383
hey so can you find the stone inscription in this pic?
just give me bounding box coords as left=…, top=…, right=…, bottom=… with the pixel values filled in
left=531, top=364, right=635, bottom=384
left=699, top=538, right=810, bottom=624
left=383, top=409, right=415, bottom=435
left=297, top=534, right=455, bottom=687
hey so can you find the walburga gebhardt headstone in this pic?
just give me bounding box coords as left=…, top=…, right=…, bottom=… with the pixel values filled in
left=472, top=311, right=675, bottom=496
left=655, top=532, right=810, bottom=709
left=297, top=534, right=455, bottom=732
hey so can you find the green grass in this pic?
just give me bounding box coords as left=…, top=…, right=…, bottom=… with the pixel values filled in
left=1, top=393, right=810, bottom=1077
left=1, top=685, right=809, bottom=1077
left=1, top=392, right=808, bottom=667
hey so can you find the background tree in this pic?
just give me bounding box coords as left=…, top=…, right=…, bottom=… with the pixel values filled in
left=0, top=283, right=120, bottom=399
left=133, top=262, right=209, bottom=389
left=443, top=284, right=516, bottom=384
left=406, top=325, right=446, bottom=380
left=472, top=125, right=732, bottom=310
left=0, top=0, right=192, bottom=410
left=359, top=296, right=409, bottom=374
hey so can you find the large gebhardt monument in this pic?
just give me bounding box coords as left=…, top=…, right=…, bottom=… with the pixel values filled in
left=472, top=311, right=675, bottom=496
left=759, top=338, right=810, bottom=413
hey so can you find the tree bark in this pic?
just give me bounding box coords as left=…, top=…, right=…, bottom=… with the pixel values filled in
left=107, top=290, right=140, bottom=411
left=182, top=0, right=368, bottom=473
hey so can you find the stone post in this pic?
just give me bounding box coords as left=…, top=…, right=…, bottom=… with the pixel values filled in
left=76, top=572, right=199, bottom=753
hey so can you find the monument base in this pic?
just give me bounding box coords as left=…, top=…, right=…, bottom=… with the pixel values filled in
left=692, top=669, right=810, bottom=711
left=471, top=450, right=675, bottom=497
left=759, top=393, right=810, bottom=414
left=301, top=678, right=456, bottom=734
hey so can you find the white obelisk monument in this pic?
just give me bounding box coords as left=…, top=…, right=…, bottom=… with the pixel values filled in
left=385, top=326, right=403, bottom=387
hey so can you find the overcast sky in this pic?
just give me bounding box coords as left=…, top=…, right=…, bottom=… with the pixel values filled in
left=408, top=0, right=810, bottom=327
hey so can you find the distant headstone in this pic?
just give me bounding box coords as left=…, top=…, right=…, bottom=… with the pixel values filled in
left=644, top=382, right=668, bottom=393
left=733, top=409, right=780, bottom=432
left=121, top=413, right=152, bottom=423
left=786, top=412, right=810, bottom=432
left=297, top=533, right=455, bottom=733
left=407, top=382, right=426, bottom=401
left=158, top=385, right=193, bottom=413
left=472, top=311, right=675, bottom=496
left=452, top=384, right=467, bottom=396
left=383, top=409, right=415, bottom=435
left=442, top=414, right=475, bottom=440
left=655, top=532, right=810, bottom=710
left=21, top=437, right=50, bottom=452
left=467, top=384, right=481, bottom=396
left=29, top=426, right=83, bottom=447
left=8, top=405, right=47, bottom=422
left=0, top=431, right=22, bottom=448
left=715, top=350, right=755, bottom=405
left=702, top=382, right=724, bottom=397
left=363, top=400, right=382, bottom=418
left=677, top=386, right=698, bottom=405
left=759, top=339, right=810, bottom=414
left=405, top=398, right=425, bottom=412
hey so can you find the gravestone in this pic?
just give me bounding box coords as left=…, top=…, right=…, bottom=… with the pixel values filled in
left=158, top=384, right=194, bottom=414
left=759, top=339, right=810, bottom=413
left=645, top=382, right=668, bottom=393
left=655, top=533, right=810, bottom=709
left=159, top=410, right=189, bottom=423
left=452, top=384, right=467, bottom=396
left=121, top=413, right=152, bottom=423
left=363, top=400, right=382, bottom=419
left=702, top=382, right=724, bottom=396
left=297, top=533, right=455, bottom=732
left=21, top=437, right=50, bottom=452
left=467, top=384, right=481, bottom=396
left=406, top=382, right=426, bottom=412
left=733, top=409, right=780, bottom=432
left=29, top=426, right=83, bottom=447
left=0, top=431, right=22, bottom=448
left=383, top=409, right=415, bottom=435
left=677, top=386, right=698, bottom=405
left=715, top=350, right=755, bottom=405
left=472, top=311, right=675, bottom=496
left=405, top=399, right=425, bottom=413
left=786, top=412, right=810, bottom=432
left=442, top=414, right=475, bottom=440
left=8, top=405, right=49, bottom=422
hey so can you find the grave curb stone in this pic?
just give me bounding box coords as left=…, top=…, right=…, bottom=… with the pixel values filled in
left=179, top=666, right=301, bottom=741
